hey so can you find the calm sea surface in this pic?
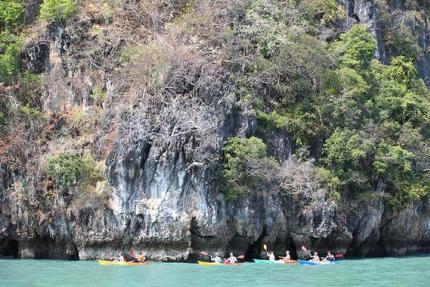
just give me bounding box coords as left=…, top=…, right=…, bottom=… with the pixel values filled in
left=1, top=256, right=429, bottom=287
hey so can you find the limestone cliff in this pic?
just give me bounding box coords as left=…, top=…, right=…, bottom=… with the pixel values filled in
left=0, top=0, right=429, bottom=260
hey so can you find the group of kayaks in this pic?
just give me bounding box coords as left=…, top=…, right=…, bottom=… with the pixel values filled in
left=197, top=259, right=336, bottom=266
left=97, top=259, right=335, bottom=267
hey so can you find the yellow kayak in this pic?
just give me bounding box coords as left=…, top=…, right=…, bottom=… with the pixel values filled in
left=197, top=261, right=240, bottom=266
left=97, top=259, right=150, bottom=266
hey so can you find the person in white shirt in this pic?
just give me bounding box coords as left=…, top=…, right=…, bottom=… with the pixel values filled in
left=227, top=252, right=237, bottom=264
left=268, top=251, right=276, bottom=261
left=280, top=250, right=291, bottom=261
left=211, top=253, right=222, bottom=263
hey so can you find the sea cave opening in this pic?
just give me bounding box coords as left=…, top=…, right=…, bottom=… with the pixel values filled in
left=1, top=239, right=19, bottom=258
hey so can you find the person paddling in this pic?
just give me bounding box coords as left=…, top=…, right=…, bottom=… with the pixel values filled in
left=311, top=251, right=320, bottom=262
left=324, top=251, right=335, bottom=262
left=129, top=249, right=137, bottom=262
left=211, top=253, right=222, bottom=263
left=268, top=251, right=276, bottom=261
left=114, top=253, right=125, bottom=262
left=226, top=252, right=238, bottom=264
left=280, top=250, right=291, bottom=261
left=136, top=252, right=146, bottom=262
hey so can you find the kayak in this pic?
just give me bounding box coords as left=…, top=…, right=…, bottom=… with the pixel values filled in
left=283, top=260, right=298, bottom=264
left=298, top=259, right=335, bottom=266
left=253, top=259, right=297, bottom=264
left=197, top=261, right=240, bottom=266
left=97, top=259, right=150, bottom=266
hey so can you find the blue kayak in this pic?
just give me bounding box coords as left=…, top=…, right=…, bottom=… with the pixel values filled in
left=298, top=259, right=336, bottom=266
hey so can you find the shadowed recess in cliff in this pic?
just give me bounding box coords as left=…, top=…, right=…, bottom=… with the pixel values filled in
left=1, top=239, right=19, bottom=258
left=189, top=217, right=217, bottom=262
left=225, top=234, right=252, bottom=258
left=282, top=235, right=298, bottom=260
left=244, top=226, right=267, bottom=260
left=33, top=238, right=79, bottom=260
left=346, top=231, right=386, bottom=258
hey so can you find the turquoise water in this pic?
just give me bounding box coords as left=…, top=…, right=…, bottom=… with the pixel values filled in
left=1, top=256, right=429, bottom=287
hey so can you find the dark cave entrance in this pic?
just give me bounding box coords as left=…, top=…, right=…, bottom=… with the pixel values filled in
left=244, top=231, right=299, bottom=261
left=244, top=226, right=267, bottom=260
left=286, top=237, right=298, bottom=260
left=34, top=238, right=79, bottom=260
left=2, top=239, right=19, bottom=258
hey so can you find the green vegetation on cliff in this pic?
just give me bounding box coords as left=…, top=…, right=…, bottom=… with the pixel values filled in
left=44, top=153, right=104, bottom=191
left=40, top=0, right=77, bottom=23
left=242, top=23, right=430, bottom=207
left=0, top=31, right=22, bottom=85
left=0, top=0, right=24, bottom=29
left=222, top=137, right=277, bottom=199
left=216, top=1, right=430, bottom=206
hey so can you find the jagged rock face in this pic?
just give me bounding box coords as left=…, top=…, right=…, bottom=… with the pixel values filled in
left=23, top=42, right=50, bottom=74
left=1, top=0, right=430, bottom=261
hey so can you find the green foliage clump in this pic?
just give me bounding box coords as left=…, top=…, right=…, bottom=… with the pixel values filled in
left=247, top=22, right=430, bottom=207
left=0, top=0, right=24, bottom=29
left=44, top=153, right=104, bottom=190
left=317, top=27, right=430, bottom=207
left=18, top=105, right=44, bottom=119
left=374, top=56, right=430, bottom=128
left=298, top=0, right=346, bottom=24
left=257, top=110, right=288, bottom=130
left=323, top=129, right=375, bottom=192
left=0, top=31, right=23, bottom=85
left=222, top=136, right=277, bottom=200
left=335, top=24, right=377, bottom=72
left=250, top=32, right=333, bottom=146
left=40, top=0, right=77, bottom=23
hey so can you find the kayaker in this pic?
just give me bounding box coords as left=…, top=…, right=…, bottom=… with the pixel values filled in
left=136, top=252, right=146, bottom=262
left=114, top=253, right=125, bottom=262
left=280, top=250, right=291, bottom=261
left=211, top=253, right=222, bottom=263
left=128, top=249, right=137, bottom=262
left=268, top=251, right=276, bottom=261
left=226, top=252, right=238, bottom=264
left=325, top=251, right=335, bottom=262
left=311, top=252, right=320, bottom=262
